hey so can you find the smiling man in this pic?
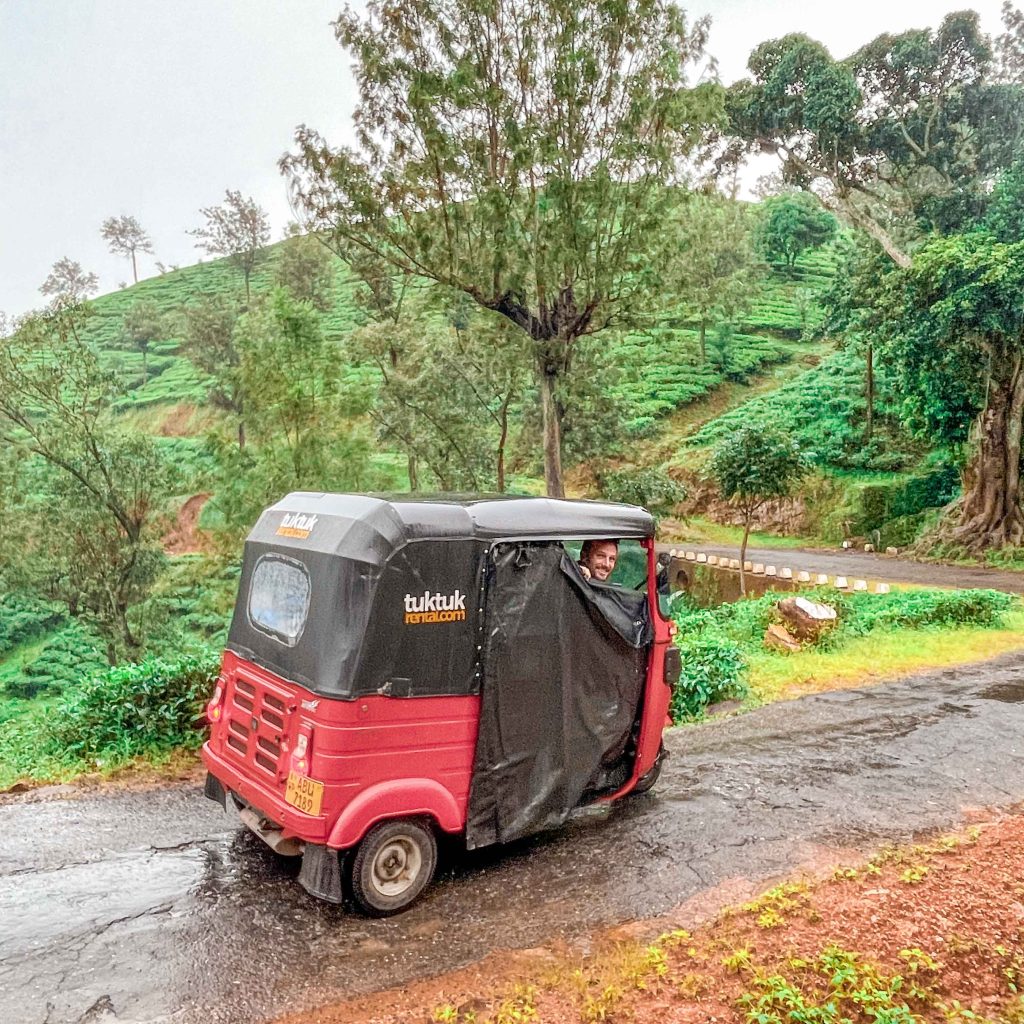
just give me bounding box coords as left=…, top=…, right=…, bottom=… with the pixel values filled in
left=578, top=539, right=619, bottom=582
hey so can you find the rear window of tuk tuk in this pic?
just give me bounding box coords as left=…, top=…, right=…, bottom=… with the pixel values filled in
left=247, top=553, right=311, bottom=647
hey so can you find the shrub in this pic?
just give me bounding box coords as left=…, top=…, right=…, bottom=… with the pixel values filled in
left=45, top=649, right=220, bottom=763
left=598, top=466, right=687, bottom=519
left=671, top=634, right=749, bottom=720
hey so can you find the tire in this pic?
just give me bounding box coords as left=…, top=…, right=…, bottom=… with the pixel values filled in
left=349, top=819, right=438, bottom=916
left=631, top=746, right=666, bottom=796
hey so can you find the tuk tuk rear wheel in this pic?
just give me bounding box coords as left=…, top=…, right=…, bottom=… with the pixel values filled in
left=350, top=819, right=438, bottom=916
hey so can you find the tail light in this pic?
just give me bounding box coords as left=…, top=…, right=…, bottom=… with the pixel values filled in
left=289, top=724, right=314, bottom=776
left=205, top=679, right=225, bottom=724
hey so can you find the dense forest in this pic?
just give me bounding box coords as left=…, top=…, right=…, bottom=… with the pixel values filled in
left=1, top=0, right=1023, bottom=713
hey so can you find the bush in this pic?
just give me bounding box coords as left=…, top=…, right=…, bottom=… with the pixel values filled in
left=45, top=649, right=220, bottom=763
left=670, top=634, right=749, bottom=720
left=842, top=588, right=1013, bottom=634
left=598, top=466, right=687, bottom=519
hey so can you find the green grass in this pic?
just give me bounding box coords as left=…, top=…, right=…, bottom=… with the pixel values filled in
left=669, top=587, right=1021, bottom=718
left=665, top=517, right=817, bottom=549
left=746, top=607, right=1024, bottom=703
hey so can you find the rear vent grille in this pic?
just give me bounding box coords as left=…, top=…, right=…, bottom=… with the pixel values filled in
left=222, top=674, right=293, bottom=780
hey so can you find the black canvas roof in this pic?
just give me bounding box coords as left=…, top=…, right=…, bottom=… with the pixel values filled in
left=250, top=492, right=654, bottom=564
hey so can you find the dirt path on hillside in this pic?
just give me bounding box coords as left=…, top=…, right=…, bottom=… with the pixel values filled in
left=3, top=653, right=1024, bottom=1024
left=662, top=542, right=1024, bottom=593
left=163, top=492, right=211, bottom=555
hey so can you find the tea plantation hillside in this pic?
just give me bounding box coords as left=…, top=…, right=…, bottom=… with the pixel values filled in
left=82, top=233, right=845, bottom=445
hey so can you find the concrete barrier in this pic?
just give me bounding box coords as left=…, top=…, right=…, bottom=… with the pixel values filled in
left=853, top=579, right=868, bottom=591
left=780, top=567, right=793, bottom=580
left=696, top=553, right=707, bottom=563
left=797, top=571, right=811, bottom=583
left=835, top=576, right=849, bottom=589
left=752, top=563, right=765, bottom=575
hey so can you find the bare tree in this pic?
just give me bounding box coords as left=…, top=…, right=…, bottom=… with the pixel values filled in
left=101, top=215, right=154, bottom=284
left=40, top=258, right=99, bottom=302
left=189, top=190, right=271, bottom=304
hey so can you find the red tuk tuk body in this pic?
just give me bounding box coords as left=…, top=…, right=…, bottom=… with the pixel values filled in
left=202, top=494, right=677, bottom=914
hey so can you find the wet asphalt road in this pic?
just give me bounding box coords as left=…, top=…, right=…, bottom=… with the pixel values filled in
left=3, top=653, right=1024, bottom=1024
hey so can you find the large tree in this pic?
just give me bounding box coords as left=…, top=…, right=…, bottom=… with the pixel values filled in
left=190, top=190, right=271, bottom=304
left=101, top=215, right=154, bottom=284
left=729, top=10, right=1024, bottom=549
left=280, top=0, right=722, bottom=496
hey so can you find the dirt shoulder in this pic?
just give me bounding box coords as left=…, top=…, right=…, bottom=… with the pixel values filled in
left=277, top=811, right=1024, bottom=1024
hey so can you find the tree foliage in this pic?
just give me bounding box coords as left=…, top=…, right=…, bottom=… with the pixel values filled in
left=122, top=298, right=165, bottom=382
left=101, top=215, right=154, bottom=284
left=663, top=194, right=764, bottom=362
left=0, top=303, right=169, bottom=661
left=189, top=190, right=271, bottom=303
left=275, top=225, right=337, bottom=311
left=182, top=295, right=245, bottom=445
left=281, top=0, right=723, bottom=496
left=40, top=258, right=98, bottom=302
left=350, top=289, right=527, bottom=491
left=756, top=191, right=837, bottom=268
left=730, top=9, right=1024, bottom=550
left=212, top=290, right=372, bottom=532
left=709, top=425, right=811, bottom=590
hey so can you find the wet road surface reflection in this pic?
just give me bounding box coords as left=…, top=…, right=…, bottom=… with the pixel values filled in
left=3, top=652, right=1024, bottom=1023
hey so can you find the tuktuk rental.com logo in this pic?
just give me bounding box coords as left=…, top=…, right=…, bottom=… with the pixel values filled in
left=403, top=590, right=467, bottom=625
left=276, top=512, right=319, bottom=539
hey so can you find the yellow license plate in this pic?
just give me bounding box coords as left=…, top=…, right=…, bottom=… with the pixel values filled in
left=285, top=771, right=324, bottom=816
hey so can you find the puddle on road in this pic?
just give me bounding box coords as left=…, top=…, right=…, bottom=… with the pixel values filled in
left=0, top=847, right=206, bottom=959
left=979, top=680, right=1024, bottom=703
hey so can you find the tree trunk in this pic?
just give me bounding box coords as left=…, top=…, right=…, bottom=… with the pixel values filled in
left=698, top=321, right=707, bottom=365
left=238, top=419, right=246, bottom=450
left=131, top=249, right=139, bottom=285
left=538, top=363, right=565, bottom=498
left=407, top=453, right=419, bottom=491
left=496, top=391, right=511, bottom=494
left=949, top=354, right=1024, bottom=550
left=739, top=516, right=751, bottom=596
left=865, top=344, right=874, bottom=442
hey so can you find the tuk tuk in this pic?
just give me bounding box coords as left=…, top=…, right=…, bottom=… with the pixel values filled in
left=202, top=492, right=680, bottom=914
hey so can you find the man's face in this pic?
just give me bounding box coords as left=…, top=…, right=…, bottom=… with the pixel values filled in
left=583, top=541, right=618, bottom=582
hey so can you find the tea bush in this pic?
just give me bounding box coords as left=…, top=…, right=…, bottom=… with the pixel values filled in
left=0, top=593, right=65, bottom=658
left=671, top=634, right=749, bottom=720
left=45, top=649, right=220, bottom=763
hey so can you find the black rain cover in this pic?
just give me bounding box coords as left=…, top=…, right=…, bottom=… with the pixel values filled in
left=466, top=543, right=651, bottom=849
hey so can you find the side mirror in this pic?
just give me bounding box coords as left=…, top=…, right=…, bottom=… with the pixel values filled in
left=663, top=647, right=682, bottom=687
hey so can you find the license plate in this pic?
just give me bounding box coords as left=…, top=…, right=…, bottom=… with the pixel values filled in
left=285, top=771, right=324, bottom=815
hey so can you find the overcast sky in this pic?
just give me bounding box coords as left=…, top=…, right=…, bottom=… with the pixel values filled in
left=0, top=0, right=1009, bottom=318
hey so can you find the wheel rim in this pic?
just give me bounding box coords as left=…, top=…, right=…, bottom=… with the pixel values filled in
left=370, top=835, right=423, bottom=898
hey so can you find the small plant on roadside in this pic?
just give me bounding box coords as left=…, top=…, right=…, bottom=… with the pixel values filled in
left=900, top=864, right=930, bottom=884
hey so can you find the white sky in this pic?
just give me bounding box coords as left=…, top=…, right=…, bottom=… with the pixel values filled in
left=0, top=0, right=1009, bottom=318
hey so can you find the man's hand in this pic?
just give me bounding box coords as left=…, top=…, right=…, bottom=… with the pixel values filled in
left=580, top=564, right=592, bottom=579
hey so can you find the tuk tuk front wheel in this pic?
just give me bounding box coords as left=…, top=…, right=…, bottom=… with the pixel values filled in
left=350, top=819, right=438, bottom=915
